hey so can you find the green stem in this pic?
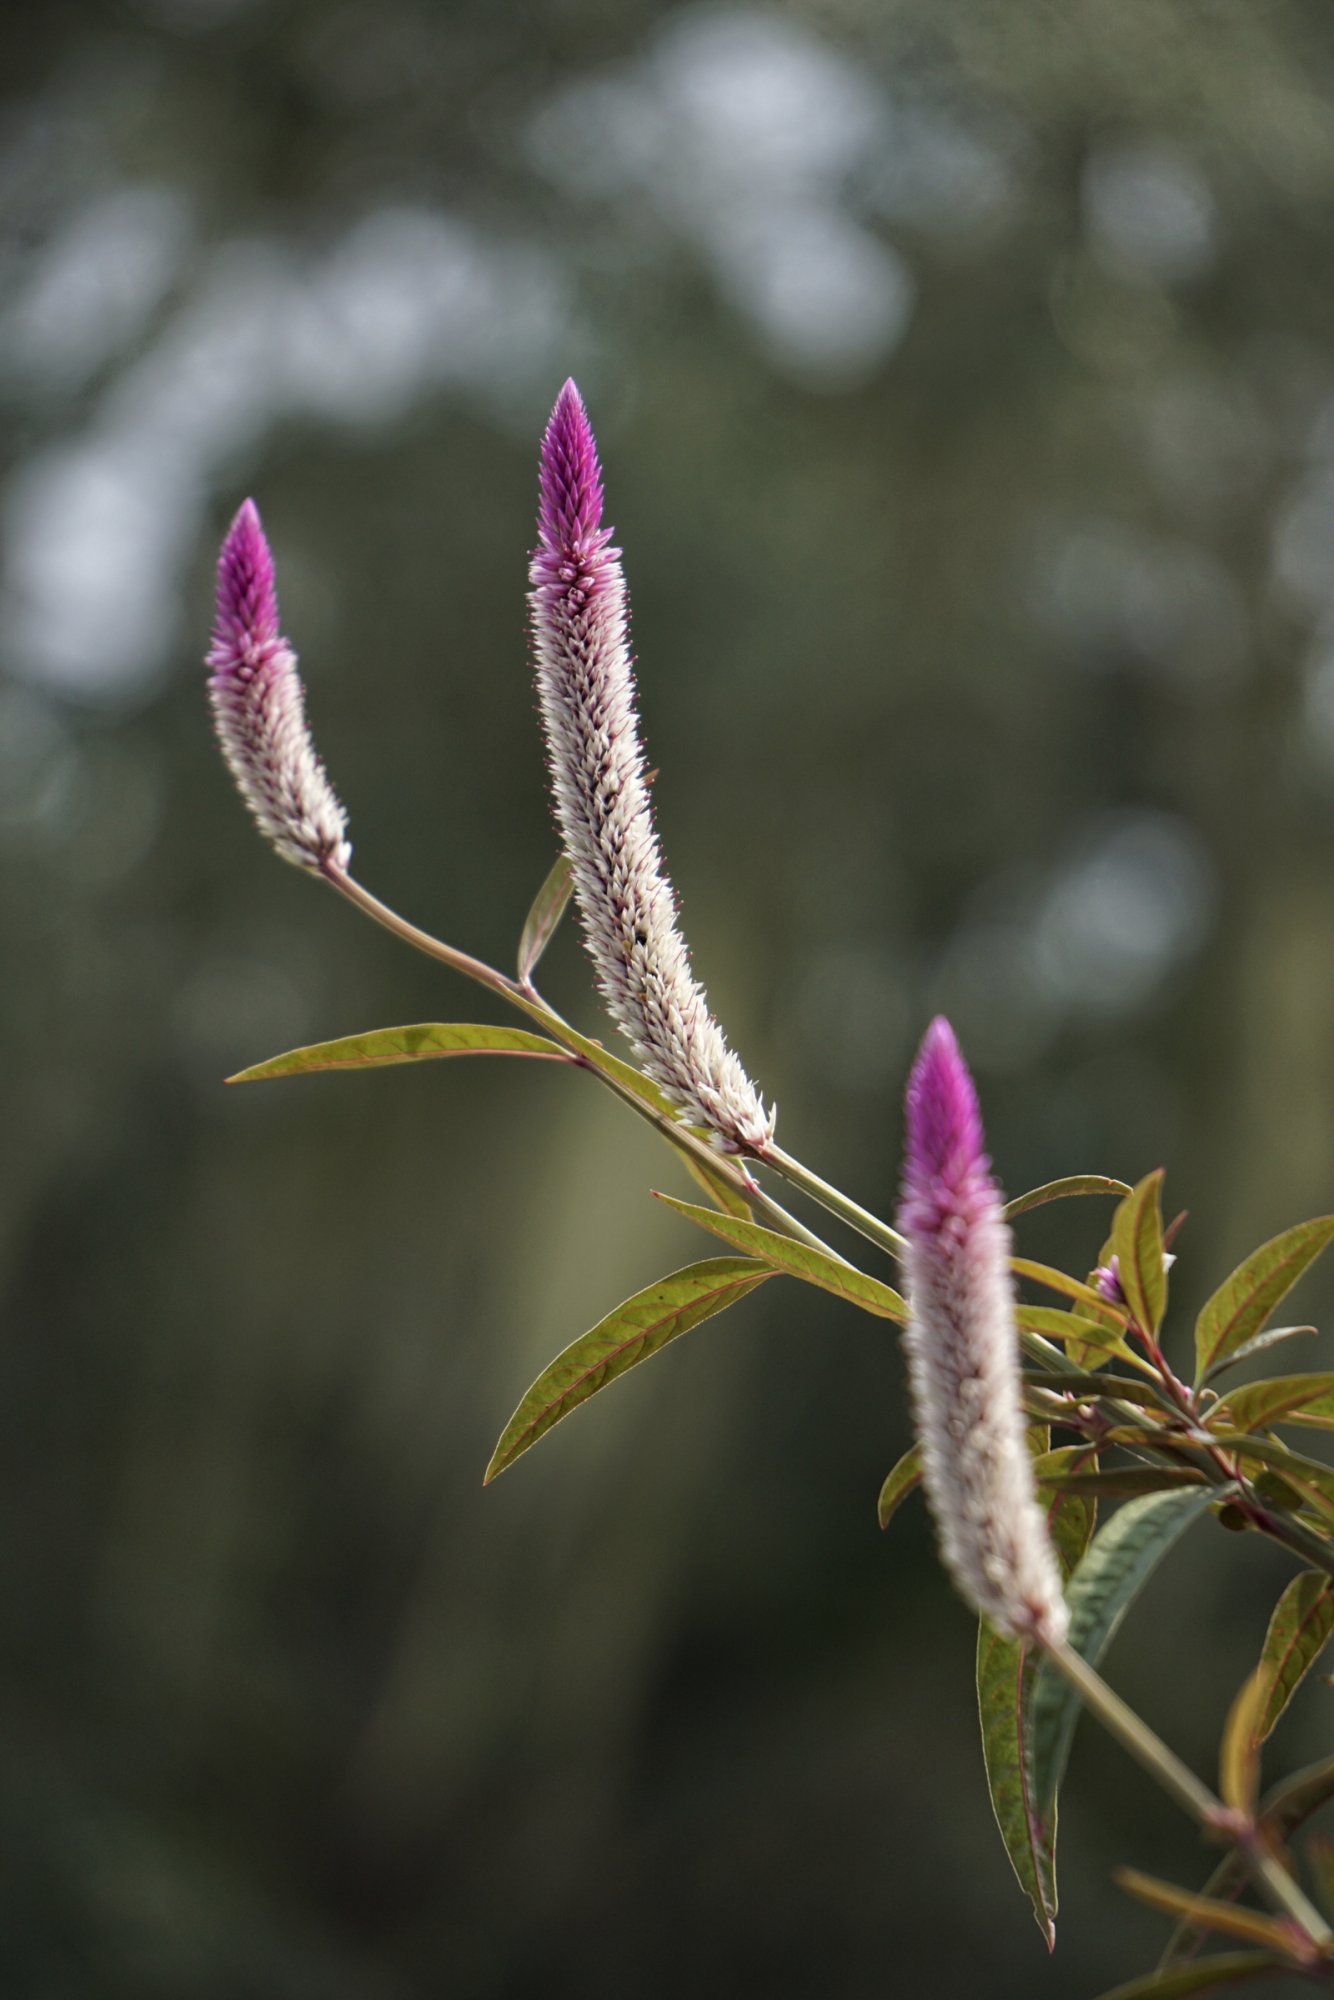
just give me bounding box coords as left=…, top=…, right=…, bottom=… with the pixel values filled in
left=757, top=1141, right=905, bottom=1261
left=1041, top=1637, right=1333, bottom=1949
left=322, top=866, right=842, bottom=1260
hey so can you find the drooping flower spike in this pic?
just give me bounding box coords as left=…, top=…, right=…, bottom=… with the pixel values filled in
left=207, top=499, right=351, bottom=874
left=529, top=380, right=774, bottom=1152
left=897, top=1018, right=1068, bottom=1647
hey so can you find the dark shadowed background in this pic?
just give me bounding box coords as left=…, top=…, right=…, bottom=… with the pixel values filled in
left=5, top=2, right=1334, bottom=1995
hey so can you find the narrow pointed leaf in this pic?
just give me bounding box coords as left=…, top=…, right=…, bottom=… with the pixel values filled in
left=517, top=853, right=574, bottom=983
left=1021, top=1368, right=1170, bottom=1411
left=1214, top=1375, right=1334, bottom=1436
left=876, top=1444, right=923, bottom=1530
left=483, top=1258, right=771, bottom=1482
left=1003, top=1175, right=1131, bottom=1222
left=1194, top=1217, right=1334, bottom=1384
left=1218, top=1671, right=1265, bottom=1814
left=1116, top=1873, right=1294, bottom=1955
left=1094, top=1956, right=1286, bottom=2000
left=1253, top=1571, right=1334, bottom=1744
left=1016, top=1304, right=1134, bottom=1357
left=1112, top=1170, right=1168, bottom=1337
left=1039, top=1446, right=1100, bottom=1573
left=228, top=1021, right=572, bottom=1082
left=1035, top=1467, right=1207, bottom=1497
left=1202, top=1327, right=1318, bottom=1387
left=1030, top=1488, right=1219, bottom=1829
left=977, top=1625, right=1056, bottom=1947
left=975, top=1452, right=1095, bottom=1947
left=654, top=1194, right=906, bottom=1321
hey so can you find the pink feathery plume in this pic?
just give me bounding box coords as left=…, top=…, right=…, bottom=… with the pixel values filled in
left=207, top=500, right=350, bottom=874
left=898, top=1018, right=1068, bottom=1646
left=529, top=380, right=773, bottom=1152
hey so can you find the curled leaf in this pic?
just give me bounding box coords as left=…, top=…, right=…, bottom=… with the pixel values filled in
left=1003, top=1175, right=1131, bottom=1222
left=877, top=1444, right=923, bottom=1530
left=1218, top=1670, right=1265, bottom=1814
left=517, top=853, right=574, bottom=984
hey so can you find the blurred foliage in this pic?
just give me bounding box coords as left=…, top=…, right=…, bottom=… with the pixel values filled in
left=5, top=0, right=1334, bottom=1994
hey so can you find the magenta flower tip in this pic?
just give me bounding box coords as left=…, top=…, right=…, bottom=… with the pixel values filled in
left=206, top=500, right=350, bottom=875
left=537, top=378, right=608, bottom=558
left=901, top=1016, right=990, bottom=1239
left=212, top=498, right=279, bottom=656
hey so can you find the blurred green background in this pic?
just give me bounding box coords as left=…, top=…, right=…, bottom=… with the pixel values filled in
left=5, top=2, right=1334, bottom=1994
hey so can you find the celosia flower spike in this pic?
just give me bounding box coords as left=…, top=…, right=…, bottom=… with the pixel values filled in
left=529, top=380, right=773, bottom=1151
left=207, top=499, right=351, bottom=874
left=897, top=1018, right=1068, bottom=1647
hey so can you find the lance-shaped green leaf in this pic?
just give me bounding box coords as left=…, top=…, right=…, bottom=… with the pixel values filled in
left=1117, top=1873, right=1294, bottom=1955
left=876, top=1444, right=923, bottom=1530
left=1252, top=1571, right=1334, bottom=1744
left=1029, top=1487, right=1219, bottom=1832
left=1033, top=1466, right=1208, bottom=1498
left=1092, top=1956, right=1288, bottom=2000
left=484, top=1258, right=772, bottom=1482
left=1112, top=1170, right=1168, bottom=1337
left=1202, top=1326, right=1318, bottom=1386
left=977, top=1623, right=1056, bottom=1948
left=1003, top=1175, right=1132, bottom=1222
left=976, top=1449, right=1096, bottom=1948
left=1214, top=1374, right=1334, bottom=1436
left=228, top=1021, right=574, bottom=1082
left=1015, top=1304, right=1131, bottom=1356
left=1194, top=1216, right=1334, bottom=1385
left=654, top=1194, right=907, bottom=1322
left=1022, top=1368, right=1171, bottom=1412
left=517, top=853, right=574, bottom=984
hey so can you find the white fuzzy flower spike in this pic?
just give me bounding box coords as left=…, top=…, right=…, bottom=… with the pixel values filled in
left=529, top=380, right=773, bottom=1152
left=897, top=1017, right=1068, bottom=1647
left=207, top=499, right=350, bottom=874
